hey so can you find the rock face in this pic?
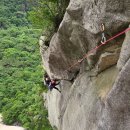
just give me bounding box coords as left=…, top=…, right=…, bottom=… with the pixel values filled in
left=40, top=0, right=130, bottom=130
left=117, top=25, right=130, bottom=70
left=43, top=81, right=72, bottom=129
left=0, top=114, right=24, bottom=130
left=99, top=58, right=130, bottom=130
left=0, top=125, right=24, bottom=130
left=40, top=0, right=130, bottom=80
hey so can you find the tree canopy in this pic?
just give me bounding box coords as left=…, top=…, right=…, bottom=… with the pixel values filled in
left=0, top=0, right=53, bottom=129
left=28, top=0, right=70, bottom=31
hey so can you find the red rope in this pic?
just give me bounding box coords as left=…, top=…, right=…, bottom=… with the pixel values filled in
left=64, top=28, right=130, bottom=72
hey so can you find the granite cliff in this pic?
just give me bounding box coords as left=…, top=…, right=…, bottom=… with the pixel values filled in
left=40, top=0, right=130, bottom=130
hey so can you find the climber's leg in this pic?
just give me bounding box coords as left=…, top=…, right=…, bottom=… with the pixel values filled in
left=53, top=87, right=61, bottom=93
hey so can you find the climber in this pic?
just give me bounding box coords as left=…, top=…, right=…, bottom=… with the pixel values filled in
left=100, top=23, right=106, bottom=44
left=44, top=72, right=51, bottom=86
left=48, top=79, right=61, bottom=93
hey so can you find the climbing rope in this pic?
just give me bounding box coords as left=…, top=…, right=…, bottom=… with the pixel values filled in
left=64, top=27, right=130, bottom=72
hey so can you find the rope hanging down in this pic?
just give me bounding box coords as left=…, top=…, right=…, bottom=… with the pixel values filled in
left=64, top=27, right=130, bottom=72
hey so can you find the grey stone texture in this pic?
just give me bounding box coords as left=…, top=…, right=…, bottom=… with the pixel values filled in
left=41, top=0, right=130, bottom=130
left=40, top=0, right=130, bottom=80
left=117, top=25, right=130, bottom=70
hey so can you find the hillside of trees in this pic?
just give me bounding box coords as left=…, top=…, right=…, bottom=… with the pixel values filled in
left=0, top=0, right=53, bottom=129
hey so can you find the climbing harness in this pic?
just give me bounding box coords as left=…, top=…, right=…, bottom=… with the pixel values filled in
left=64, top=27, right=130, bottom=73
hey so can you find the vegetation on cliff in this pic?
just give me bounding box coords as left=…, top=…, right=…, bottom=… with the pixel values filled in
left=28, top=0, right=70, bottom=41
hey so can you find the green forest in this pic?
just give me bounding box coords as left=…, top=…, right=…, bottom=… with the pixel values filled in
left=0, top=0, right=55, bottom=130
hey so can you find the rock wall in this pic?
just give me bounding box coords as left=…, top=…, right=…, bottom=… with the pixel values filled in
left=0, top=114, right=24, bottom=130
left=40, top=0, right=130, bottom=130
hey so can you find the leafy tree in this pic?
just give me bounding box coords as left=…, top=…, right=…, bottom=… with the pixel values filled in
left=28, top=0, right=70, bottom=30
